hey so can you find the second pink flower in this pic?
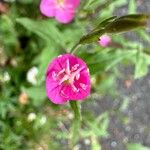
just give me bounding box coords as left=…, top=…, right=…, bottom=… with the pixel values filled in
left=40, top=0, right=80, bottom=24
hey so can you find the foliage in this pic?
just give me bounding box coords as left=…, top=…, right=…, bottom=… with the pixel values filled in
left=0, top=0, right=150, bottom=149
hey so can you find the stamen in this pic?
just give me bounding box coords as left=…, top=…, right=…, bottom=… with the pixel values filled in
left=59, top=75, right=69, bottom=85
left=52, top=71, right=57, bottom=80
left=71, top=84, right=79, bottom=92
left=75, top=73, right=80, bottom=80
left=57, top=68, right=65, bottom=76
left=71, top=64, right=79, bottom=72
left=53, top=58, right=87, bottom=94
left=71, top=66, right=84, bottom=78
left=80, top=83, right=87, bottom=90
left=65, top=59, right=70, bottom=74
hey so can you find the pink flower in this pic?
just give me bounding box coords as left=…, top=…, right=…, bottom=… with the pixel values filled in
left=45, top=54, right=91, bottom=104
left=40, top=0, right=80, bottom=24
left=98, top=35, right=111, bottom=47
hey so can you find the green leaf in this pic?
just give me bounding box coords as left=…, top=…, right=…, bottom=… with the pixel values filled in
left=137, top=30, right=150, bottom=43
left=91, top=135, right=101, bottom=150
left=111, top=0, right=127, bottom=7
left=93, top=16, right=117, bottom=32
left=16, top=18, right=65, bottom=47
left=134, top=52, right=149, bottom=79
left=120, top=98, right=130, bottom=111
left=86, top=112, right=109, bottom=137
left=79, top=14, right=150, bottom=44
left=95, top=74, right=116, bottom=95
left=78, top=16, right=116, bottom=44
left=126, top=143, right=150, bottom=150
left=37, top=45, right=59, bottom=83
left=105, top=14, right=150, bottom=33
left=83, top=0, right=105, bottom=10
left=128, top=0, right=136, bottom=14
left=117, top=14, right=149, bottom=20
left=87, top=49, right=136, bottom=75
left=22, top=85, right=46, bottom=106
left=79, top=29, right=105, bottom=44
left=17, top=0, right=33, bottom=4
left=0, top=15, right=18, bottom=47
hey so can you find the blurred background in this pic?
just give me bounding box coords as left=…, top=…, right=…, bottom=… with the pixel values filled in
left=0, top=0, right=150, bottom=149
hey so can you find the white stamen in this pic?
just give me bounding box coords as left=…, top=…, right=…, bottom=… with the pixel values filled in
left=75, top=73, right=80, bottom=80
left=59, top=75, right=69, bottom=85
left=80, top=83, right=87, bottom=90
left=71, top=84, right=79, bottom=92
left=53, top=59, right=86, bottom=94
left=52, top=71, right=57, bottom=80
left=57, top=68, right=65, bottom=76
left=71, top=64, right=79, bottom=71
left=71, top=66, right=84, bottom=78
left=66, top=59, right=70, bottom=74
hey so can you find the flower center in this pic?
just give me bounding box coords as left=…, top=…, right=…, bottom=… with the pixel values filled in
left=56, top=0, right=65, bottom=7
left=52, top=59, right=87, bottom=93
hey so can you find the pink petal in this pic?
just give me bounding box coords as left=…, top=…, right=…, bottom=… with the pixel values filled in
left=65, top=0, right=80, bottom=8
left=46, top=86, right=68, bottom=104
left=62, top=54, right=78, bottom=68
left=46, top=56, right=63, bottom=74
left=40, top=0, right=55, bottom=17
left=55, top=7, right=75, bottom=23
left=72, top=70, right=91, bottom=100
left=98, top=35, right=111, bottom=47
left=61, top=72, right=90, bottom=101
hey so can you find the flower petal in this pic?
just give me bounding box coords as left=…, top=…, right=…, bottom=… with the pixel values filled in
left=98, top=35, right=111, bottom=47
left=46, top=83, right=68, bottom=104
left=40, top=0, right=55, bottom=17
left=65, top=0, right=80, bottom=8
left=55, top=7, right=75, bottom=23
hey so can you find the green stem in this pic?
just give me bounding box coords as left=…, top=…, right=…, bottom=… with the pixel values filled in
left=70, top=101, right=81, bottom=120
left=69, top=101, right=82, bottom=147
left=70, top=43, right=81, bottom=54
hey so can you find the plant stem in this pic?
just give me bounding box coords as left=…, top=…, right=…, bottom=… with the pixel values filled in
left=69, top=101, right=82, bottom=147
left=70, top=43, right=81, bottom=54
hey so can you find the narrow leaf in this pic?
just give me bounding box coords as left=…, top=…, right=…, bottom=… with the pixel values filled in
left=78, top=14, right=150, bottom=45
left=128, top=0, right=136, bottom=14
left=93, top=16, right=117, bottom=32
left=105, top=14, right=150, bottom=33
left=79, top=29, right=105, bottom=44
